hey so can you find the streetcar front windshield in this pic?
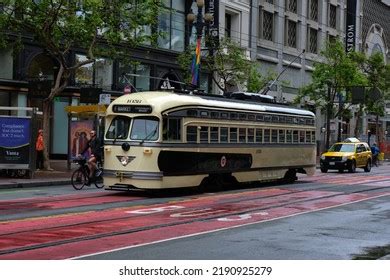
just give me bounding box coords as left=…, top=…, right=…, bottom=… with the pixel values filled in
left=329, top=143, right=355, bottom=152
left=106, top=116, right=131, bottom=140
left=130, top=117, right=159, bottom=141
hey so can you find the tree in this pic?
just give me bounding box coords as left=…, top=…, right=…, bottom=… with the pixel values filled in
left=0, top=0, right=160, bottom=170
left=178, top=37, right=258, bottom=93
left=353, top=51, right=390, bottom=144
left=294, top=40, right=366, bottom=149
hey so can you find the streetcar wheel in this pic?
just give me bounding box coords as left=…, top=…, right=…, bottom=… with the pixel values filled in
left=348, top=161, right=356, bottom=173
left=320, top=167, right=328, bottom=173
left=363, top=159, right=371, bottom=172
left=283, top=170, right=297, bottom=183
left=71, top=169, right=87, bottom=190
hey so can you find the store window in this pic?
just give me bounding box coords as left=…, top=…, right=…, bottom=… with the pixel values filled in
left=158, top=0, right=185, bottom=51
left=75, top=55, right=93, bottom=86
left=118, top=63, right=151, bottom=92
left=75, top=54, right=113, bottom=89
left=0, top=49, right=13, bottom=79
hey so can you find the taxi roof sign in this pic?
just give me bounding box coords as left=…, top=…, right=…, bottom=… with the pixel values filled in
left=343, top=137, right=360, bottom=143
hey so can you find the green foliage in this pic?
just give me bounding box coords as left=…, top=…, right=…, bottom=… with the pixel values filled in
left=0, top=0, right=161, bottom=96
left=246, top=65, right=275, bottom=93
left=354, top=52, right=390, bottom=116
left=295, top=40, right=366, bottom=117
left=178, top=37, right=256, bottom=93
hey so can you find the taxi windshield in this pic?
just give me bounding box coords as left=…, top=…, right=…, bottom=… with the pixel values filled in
left=329, top=143, right=355, bottom=152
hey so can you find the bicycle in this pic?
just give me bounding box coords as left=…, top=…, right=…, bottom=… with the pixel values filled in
left=71, top=156, right=104, bottom=190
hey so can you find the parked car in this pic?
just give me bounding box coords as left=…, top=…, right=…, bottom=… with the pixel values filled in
left=320, top=138, right=372, bottom=173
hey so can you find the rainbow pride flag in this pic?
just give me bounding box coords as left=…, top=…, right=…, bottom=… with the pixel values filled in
left=191, top=37, right=202, bottom=86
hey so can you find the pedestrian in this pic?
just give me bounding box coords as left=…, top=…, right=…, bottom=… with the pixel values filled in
left=371, top=143, right=380, bottom=167
left=36, top=129, right=44, bottom=170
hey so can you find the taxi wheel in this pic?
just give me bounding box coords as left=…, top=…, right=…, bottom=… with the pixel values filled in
left=320, top=167, right=328, bottom=173
left=364, top=159, right=371, bottom=172
left=348, top=161, right=356, bottom=173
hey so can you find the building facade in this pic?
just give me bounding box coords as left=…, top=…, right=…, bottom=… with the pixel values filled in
left=0, top=0, right=389, bottom=159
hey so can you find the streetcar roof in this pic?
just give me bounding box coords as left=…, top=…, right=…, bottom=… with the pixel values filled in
left=106, top=91, right=315, bottom=117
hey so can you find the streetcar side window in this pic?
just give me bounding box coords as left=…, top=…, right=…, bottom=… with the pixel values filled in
left=255, top=128, right=263, bottom=143
left=106, top=116, right=131, bottom=140
left=186, top=126, right=197, bottom=143
left=239, top=128, right=246, bottom=143
left=220, top=127, right=229, bottom=143
left=200, top=126, right=209, bottom=143
left=210, top=127, right=219, bottom=143
left=264, top=129, right=270, bottom=143
left=230, top=128, right=238, bottom=143
left=130, top=117, right=159, bottom=141
left=305, top=131, right=311, bottom=143
left=293, top=131, right=299, bottom=143
left=311, top=131, right=316, bottom=143
left=279, top=130, right=285, bottom=143
left=163, top=118, right=182, bottom=141
left=286, top=130, right=292, bottom=143
left=271, top=129, right=278, bottom=143
left=248, top=128, right=255, bottom=143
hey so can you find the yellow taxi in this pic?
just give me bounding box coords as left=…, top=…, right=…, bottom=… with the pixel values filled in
left=320, top=138, right=372, bottom=173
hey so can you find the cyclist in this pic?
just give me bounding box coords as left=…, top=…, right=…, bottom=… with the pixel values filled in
left=80, top=130, right=102, bottom=183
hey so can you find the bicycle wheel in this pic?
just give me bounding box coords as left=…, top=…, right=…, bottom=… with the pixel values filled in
left=94, top=175, right=104, bottom=189
left=71, top=169, right=87, bottom=190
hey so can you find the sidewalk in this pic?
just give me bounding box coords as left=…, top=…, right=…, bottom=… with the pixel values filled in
left=0, top=160, right=73, bottom=189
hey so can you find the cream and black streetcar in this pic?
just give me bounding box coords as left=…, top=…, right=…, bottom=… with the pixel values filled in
left=102, top=90, right=316, bottom=191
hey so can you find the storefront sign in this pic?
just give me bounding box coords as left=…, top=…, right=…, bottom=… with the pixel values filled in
left=345, top=0, right=357, bottom=53
left=205, top=0, right=219, bottom=47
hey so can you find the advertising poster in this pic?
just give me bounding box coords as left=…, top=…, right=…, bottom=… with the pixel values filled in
left=0, top=117, right=31, bottom=167
left=69, top=120, right=94, bottom=159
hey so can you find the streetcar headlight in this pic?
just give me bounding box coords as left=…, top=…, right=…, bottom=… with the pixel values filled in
left=120, top=156, right=130, bottom=166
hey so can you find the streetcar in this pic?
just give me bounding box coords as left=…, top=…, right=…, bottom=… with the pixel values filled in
left=102, top=90, right=316, bottom=191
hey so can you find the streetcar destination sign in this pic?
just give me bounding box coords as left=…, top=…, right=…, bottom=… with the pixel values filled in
left=113, top=105, right=152, bottom=114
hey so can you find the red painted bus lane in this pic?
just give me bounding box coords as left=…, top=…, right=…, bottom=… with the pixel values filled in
left=1, top=190, right=388, bottom=259
left=0, top=187, right=292, bottom=234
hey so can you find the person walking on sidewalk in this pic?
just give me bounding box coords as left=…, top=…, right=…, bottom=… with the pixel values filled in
left=35, top=129, right=44, bottom=170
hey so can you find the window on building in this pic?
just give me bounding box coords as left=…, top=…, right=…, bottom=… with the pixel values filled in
left=286, top=20, right=297, bottom=48
left=75, top=54, right=93, bottom=86
left=94, top=58, right=113, bottom=90
left=309, top=0, right=318, bottom=21
left=308, top=27, right=318, bottom=53
left=158, top=0, right=185, bottom=51
left=118, top=63, right=151, bottom=92
left=262, top=10, right=274, bottom=41
left=225, top=13, right=232, bottom=38
left=286, top=0, right=297, bottom=13
left=329, top=4, right=336, bottom=29
left=266, top=0, right=274, bottom=4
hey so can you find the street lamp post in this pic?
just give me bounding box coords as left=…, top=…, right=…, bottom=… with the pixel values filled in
left=186, top=0, right=213, bottom=88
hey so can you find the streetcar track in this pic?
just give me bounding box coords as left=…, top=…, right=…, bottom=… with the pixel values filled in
left=1, top=185, right=389, bottom=256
